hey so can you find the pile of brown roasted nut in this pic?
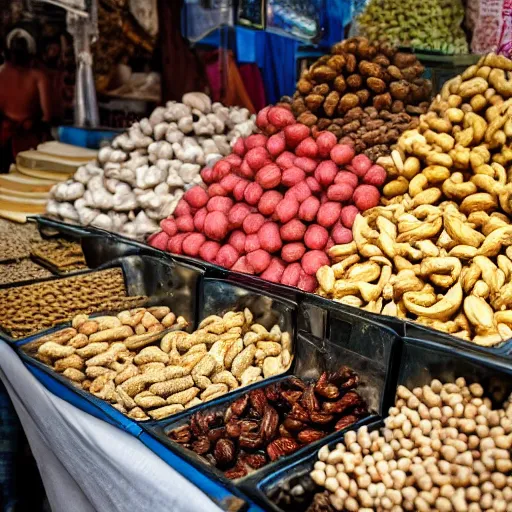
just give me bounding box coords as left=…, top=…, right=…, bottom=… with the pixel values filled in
left=316, top=53, right=512, bottom=346
left=168, top=367, right=367, bottom=480
left=284, top=37, right=431, bottom=160
left=308, top=377, right=512, bottom=512
left=23, top=307, right=292, bottom=421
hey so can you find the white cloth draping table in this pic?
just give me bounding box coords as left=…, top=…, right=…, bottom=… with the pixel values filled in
left=0, top=340, right=223, bottom=512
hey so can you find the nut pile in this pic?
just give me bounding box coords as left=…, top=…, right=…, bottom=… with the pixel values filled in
left=24, top=308, right=292, bottom=421
left=168, top=367, right=367, bottom=479
left=0, top=259, right=52, bottom=286
left=149, top=106, right=386, bottom=291
left=357, top=0, right=468, bottom=54
left=0, top=219, right=42, bottom=262
left=0, top=268, right=146, bottom=338
left=316, top=54, right=512, bottom=346
left=47, top=93, right=256, bottom=240
left=309, top=378, right=512, bottom=512
left=286, top=37, right=431, bottom=160
left=31, top=239, right=87, bottom=272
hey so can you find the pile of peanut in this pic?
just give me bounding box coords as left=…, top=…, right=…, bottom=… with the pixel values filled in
left=24, top=307, right=292, bottom=421
left=316, top=53, right=512, bottom=346
left=310, top=378, right=512, bottom=512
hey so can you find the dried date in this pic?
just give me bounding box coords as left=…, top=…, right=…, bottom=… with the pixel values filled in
left=260, top=404, right=279, bottom=442
left=334, top=414, right=358, bottom=431
left=192, top=436, right=211, bottom=455
left=226, top=420, right=242, bottom=438
left=249, top=389, right=268, bottom=417
left=289, top=402, right=310, bottom=423
left=267, top=438, right=300, bottom=461
left=301, top=384, right=320, bottom=413
left=170, top=425, right=191, bottom=444
left=314, top=372, right=339, bottom=400
left=214, top=438, right=235, bottom=467
left=241, top=453, right=267, bottom=470
left=297, top=429, right=326, bottom=444
left=309, top=412, right=334, bottom=425
left=208, top=427, right=227, bottom=443
left=239, top=432, right=263, bottom=450
left=230, top=394, right=249, bottom=417
left=224, top=462, right=248, bottom=480
left=281, top=390, right=303, bottom=405
left=322, top=391, right=361, bottom=414
left=283, top=417, right=306, bottom=432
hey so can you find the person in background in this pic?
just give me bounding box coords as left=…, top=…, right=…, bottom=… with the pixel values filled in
left=0, top=28, right=52, bottom=172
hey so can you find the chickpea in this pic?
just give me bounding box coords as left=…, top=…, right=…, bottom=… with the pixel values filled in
left=326, top=464, right=337, bottom=478
left=466, top=486, right=481, bottom=502
left=314, top=461, right=326, bottom=471
left=469, top=383, right=484, bottom=397
left=491, top=472, right=507, bottom=490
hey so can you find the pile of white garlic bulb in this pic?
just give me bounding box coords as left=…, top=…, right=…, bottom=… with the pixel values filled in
left=47, top=93, right=256, bottom=239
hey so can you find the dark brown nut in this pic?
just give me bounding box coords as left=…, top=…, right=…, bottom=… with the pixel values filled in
left=317, top=118, right=332, bottom=130
left=279, top=424, right=293, bottom=438
left=373, top=54, right=390, bottom=67
left=380, top=43, right=395, bottom=58
left=345, top=53, right=357, bottom=73
left=239, top=432, right=263, bottom=449
left=297, top=429, right=326, bottom=444
left=334, top=414, right=358, bottom=431
left=281, top=390, right=303, bottom=405
left=260, top=404, right=279, bottom=441
left=240, top=453, right=267, bottom=470
left=322, top=391, right=361, bottom=414
left=393, top=52, right=418, bottom=69
left=387, top=65, right=403, bottom=80
left=207, top=427, right=227, bottom=443
left=323, top=91, right=340, bottom=117
left=248, top=389, right=268, bottom=417
left=373, top=92, right=392, bottom=110
left=305, top=94, right=324, bottom=112
left=214, top=438, right=235, bottom=468
left=327, top=124, right=343, bottom=138
left=297, top=112, right=318, bottom=126
left=301, top=384, right=320, bottom=412
left=330, top=42, right=344, bottom=55
left=367, top=77, right=386, bottom=93
left=346, top=74, right=363, bottom=89
left=392, top=100, right=405, bottom=113
left=170, top=425, right=192, bottom=444
left=314, top=372, right=339, bottom=399
left=289, top=402, right=310, bottom=423
left=283, top=417, right=306, bottom=432
left=326, top=55, right=345, bottom=73
left=355, top=89, right=370, bottom=106
left=337, top=93, right=359, bottom=113
left=356, top=38, right=376, bottom=59
left=191, top=436, right=211, bottom=455
left=410, top=83, right=428, bottom=102
left=309, top=412, right=334, bottom=424
left=359, top=60, right=383, bottom=79
left=311, top=65, right=337, bottom=82
left=402, top=64, right=424, bottom=81
left=224, top=462, right=248, bottom=480
left=226, top=420, right=242, bottom=438
left=291, top=98, right=307, bottom=115
left=266, top=437, right=300, bottom=461
left=329, top=366, right=358, bottom=388
left=342, top=39, right=358, bottom=54
left=333, top=76, right=346, bottom=93
left=297, top=79, right=313, bottom=94
left=312, top=84, right=330, bottom=96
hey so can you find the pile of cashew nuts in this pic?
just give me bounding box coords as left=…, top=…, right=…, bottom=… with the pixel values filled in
left=316, top=53, right=512, bottom=346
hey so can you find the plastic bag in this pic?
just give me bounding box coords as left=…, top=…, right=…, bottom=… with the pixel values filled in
left=355, top=0, right=469, bottom=54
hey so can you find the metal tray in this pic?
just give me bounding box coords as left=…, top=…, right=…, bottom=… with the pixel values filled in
left=7, top=253, right=203, bottom=344
left=141, top=321, right=398, bottom=493
left=252, top=337, right=512, bottom=511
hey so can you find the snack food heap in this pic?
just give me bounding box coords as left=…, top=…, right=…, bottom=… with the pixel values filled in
left=357, top=0, right=469, bottom=55
left=284, top=37, right=432, bottom=160
left=149, top=106, right=385, bottom=291
left=46, top=93, right=256, bottom=239
left=316, top=53, right=512, bottom=347
left=306, top=377, right=512, bottom=512
left=23, top=307, right=292, bottom=421
left=168, top=367, right=367, bottom=479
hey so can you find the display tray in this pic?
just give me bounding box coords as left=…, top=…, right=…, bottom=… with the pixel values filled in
left=16, top=274, right=297, bottom=430
left=252, top=337, right=512, bottom=511
left=6, top=253, right=203, bottom=344
left=141, top=317, right=400, bottom=492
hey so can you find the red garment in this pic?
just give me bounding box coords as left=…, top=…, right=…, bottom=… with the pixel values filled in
left=239, top=64, right=267, bottom=113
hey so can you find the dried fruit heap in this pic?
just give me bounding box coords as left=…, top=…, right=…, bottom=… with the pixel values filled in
left=168, top=367, right=367, bottom=480
left=149, top=106, right=386, bottom=291
left=316, top=53, right=512, bottom=347
left=286, top=37, right=431, bottom=160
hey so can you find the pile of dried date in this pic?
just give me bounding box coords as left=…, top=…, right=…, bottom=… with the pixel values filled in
left=168, top=367, right=368, bottom=479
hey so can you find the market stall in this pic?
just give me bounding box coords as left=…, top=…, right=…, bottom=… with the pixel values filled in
left=2, top=0, right=512, bottom=506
